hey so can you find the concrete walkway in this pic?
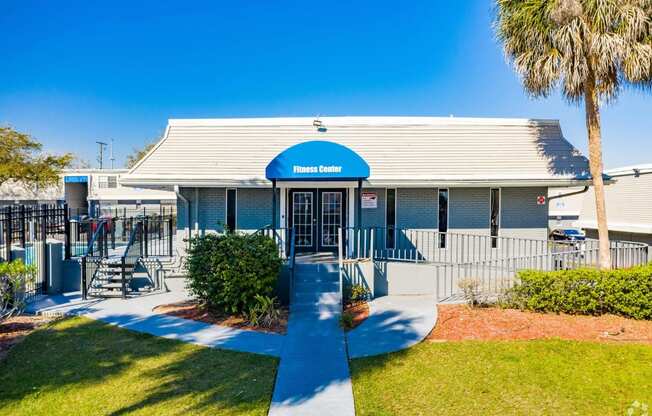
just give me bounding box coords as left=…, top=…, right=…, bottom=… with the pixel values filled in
left=347, top=295, right=438, bottom=358
left=26, top=279, right=284, bottom=357
left=269, top=262, right=355, bottom=416
left=26, top=265, right=438, bottom=416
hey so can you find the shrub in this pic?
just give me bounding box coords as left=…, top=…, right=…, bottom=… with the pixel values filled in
left=340, top=311, right=354, bottom=330
left=458, top=277, right=484, bottom=307
left=0, top=260, right=36, bottom=322
left=344, top=283, right=370, bottom=305
left=185, top=233, right=283, bottom=314
left=504, top=264, right=652, bottom=320
left=246, top=295, right=282, bottom=329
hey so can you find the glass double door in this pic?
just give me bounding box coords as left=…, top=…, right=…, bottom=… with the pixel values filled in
left=288, top=189, right=347, bottom=253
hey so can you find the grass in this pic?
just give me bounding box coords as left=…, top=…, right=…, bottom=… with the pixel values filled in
left=0, top=317, right=278, bottom=416
left=350, top=340, right=652, bottom=415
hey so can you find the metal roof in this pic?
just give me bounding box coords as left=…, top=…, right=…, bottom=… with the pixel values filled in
left=122, top=116, right=591, bottom=188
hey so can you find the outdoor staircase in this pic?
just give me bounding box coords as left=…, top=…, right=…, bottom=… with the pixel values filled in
left=292, top=261, right=342, bottom=315
left=88, top=258, right=137, bottom=298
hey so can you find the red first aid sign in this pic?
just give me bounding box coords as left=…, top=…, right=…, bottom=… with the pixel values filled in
left=537, top=195, right=546, bottom=205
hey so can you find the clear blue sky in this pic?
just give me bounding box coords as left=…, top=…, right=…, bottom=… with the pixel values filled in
left=1, top=0, right=650, bottom=169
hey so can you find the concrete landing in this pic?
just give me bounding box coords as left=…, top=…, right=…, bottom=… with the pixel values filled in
left=269, top=262, right=355, bottom=416
left=347, top=295, right=438, bottom=358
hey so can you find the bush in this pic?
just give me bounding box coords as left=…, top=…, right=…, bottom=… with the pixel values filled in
left=344, top=283, right=370, bottom=305
left=504, top=264, right=652, bottom=320
left=246, top=295, right=282, bottom=329
left=185, top=233, right=283, bottom=314
left=340, top=311, right=354, bottom=330
left=1, top=260, right=36, bottom=322
left=458, top=277, right=484, bottom=307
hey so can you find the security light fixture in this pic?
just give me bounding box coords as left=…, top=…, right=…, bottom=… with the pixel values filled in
left=313, top=118, right=327, bottom=132
left=634, top=168, right=641, bottom=178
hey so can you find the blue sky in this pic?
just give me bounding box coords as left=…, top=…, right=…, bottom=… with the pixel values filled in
left=1, top=0, right=650, bottom=169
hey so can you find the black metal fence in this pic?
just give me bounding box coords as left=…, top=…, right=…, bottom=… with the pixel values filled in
left=1, top=203, right=176, bottom=300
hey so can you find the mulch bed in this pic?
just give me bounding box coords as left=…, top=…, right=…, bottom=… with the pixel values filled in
left=0, top=315, right=56, bottom=361
left=343, top=301, right=370, bottom=331
left=153, top=301, right=288, bottom=334
left=428, top=304, right=652, bottom=344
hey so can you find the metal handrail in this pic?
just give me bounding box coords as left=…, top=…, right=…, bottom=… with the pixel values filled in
left=85, top=219, right=108, bottom=257
left=342, top=226, right=649, bottom=266
left=337, top=227, right=344, bottom=308
left=123, top=220, right=143, bottom=259
left=288, top=227, right=296, bottom=305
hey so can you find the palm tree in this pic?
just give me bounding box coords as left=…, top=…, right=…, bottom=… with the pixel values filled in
left=495, top=0, right=652, bottom=269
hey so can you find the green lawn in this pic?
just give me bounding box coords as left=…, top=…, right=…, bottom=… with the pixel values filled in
left=0, top=317, right=278, bottom=416
left=351, top=340, right=652, bottom=416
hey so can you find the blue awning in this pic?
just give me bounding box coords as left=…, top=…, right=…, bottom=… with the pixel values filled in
left=265, top=141, right=370, bottom=181
left=64, top=175, right=88, bottom=183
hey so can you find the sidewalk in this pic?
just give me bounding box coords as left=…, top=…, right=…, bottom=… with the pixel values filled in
left=268, top=262, right=355, bottom=416
left=26, top=279, right=284, bottom=357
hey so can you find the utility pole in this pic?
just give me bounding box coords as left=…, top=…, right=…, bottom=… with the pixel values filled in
left=96, top=141, right=107, bottom=170
left=109, top=139, right=115, bottom=170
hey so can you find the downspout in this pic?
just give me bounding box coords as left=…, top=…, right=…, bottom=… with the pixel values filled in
left=174, top=186, right=191, bottom=241
left=547, top=186, right=589, bottom=201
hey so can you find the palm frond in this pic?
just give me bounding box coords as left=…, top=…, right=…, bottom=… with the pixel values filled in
left=495, top=0, right=652, bottom=101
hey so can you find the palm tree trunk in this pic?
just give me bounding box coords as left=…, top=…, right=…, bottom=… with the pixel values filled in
left=584, top=73, right=611, bottom=269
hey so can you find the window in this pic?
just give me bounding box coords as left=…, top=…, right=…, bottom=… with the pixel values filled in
left=97, top=175, right=117, bottom=189
left=226, top=189, right=237, bottom=232
left=490, top=188, right=500, bottom=248
left=385, top=189, right=396, bottom=249
left=438, top=189, right=448, bottom=248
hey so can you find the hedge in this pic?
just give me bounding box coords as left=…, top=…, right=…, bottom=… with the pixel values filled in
left=504, top=264, right=652, bottom=320
left=185, top=233, right=283, bottom=314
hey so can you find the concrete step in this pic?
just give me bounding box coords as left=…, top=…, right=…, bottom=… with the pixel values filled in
left=291, top=302, right=342, bottom=314
left=293, top=291, right=340, bottom=305
left=294, top=274, right=339, bottom=283
left=88, top=290, right=125, bottom=298
left=294, top=280, right=339, bottom=292
left=97, top=282, right=126, bottom=290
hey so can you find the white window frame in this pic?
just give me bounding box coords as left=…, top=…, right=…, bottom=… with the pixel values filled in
left=320, top=191, right=343, bottom=247
left=292, top=190, right=314, bottom=248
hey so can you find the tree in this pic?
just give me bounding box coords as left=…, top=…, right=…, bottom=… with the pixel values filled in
left=0, top=126, right=72, bottom=188
left=125, top=141, right=156, bottom=169
left=495, top=0, right=652, bottom=269
left=70, top=156, right=91, bottom=169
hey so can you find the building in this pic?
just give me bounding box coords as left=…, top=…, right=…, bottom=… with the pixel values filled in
left=0, top=169, right=176, bottom=216
left=578, top=165, right=652, bottom=245
left=548, top=186, right=585, bottom=229
left=62, top=169, right=177, bottom=216
left=121, top=116, right=591, bottom=253
left=0, top=180, right=61, bottom=207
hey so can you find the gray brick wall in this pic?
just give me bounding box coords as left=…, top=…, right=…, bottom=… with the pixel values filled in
left=396, top=188, right=438, bottom=229
left=178, top=187, right=280, bottom=233
left=176, top=185, right=549, bottom=241
left=449, top=188, right=489, bottom=229
left=237, top=188, right=280, bottom=230
left=356, top=188, right=386, bottom=228
left=501, top=187, right=548, bottom=229
left=177, top=187, right=225, bottom=232
left=198, top=188, right=226, bottom=232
